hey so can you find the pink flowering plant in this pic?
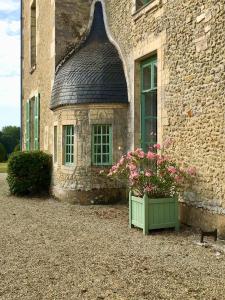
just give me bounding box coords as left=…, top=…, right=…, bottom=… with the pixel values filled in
left=107, top=141, right=196, bottom=198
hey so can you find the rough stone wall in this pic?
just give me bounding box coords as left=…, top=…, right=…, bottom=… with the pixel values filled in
left=51, top=104, right=128, bottom=204
left=163, top=0, right=225, bottom=213
left=55, top=0, right=91, bottom=65
left=103, top=0, right=225, bottom=234
left=22, top=0, right=55, bottom=152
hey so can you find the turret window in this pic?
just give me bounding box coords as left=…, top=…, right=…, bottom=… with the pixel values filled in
left=63, top=125, right=74, bottom=165
left=92, top=125, right=112, bottom=166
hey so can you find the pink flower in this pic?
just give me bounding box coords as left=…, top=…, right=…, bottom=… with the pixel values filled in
left=157, top=156, right=166, bottom=165
left=153, top=144, right=161, bottom=150
left=129, top=170, right=139, bottom=180
left=187, top=166, right=196, bottom=176
left=127, top=151, right=133, bottom=159
left=146, top=151, right=155, bottom=160
left=119, top=157, right=125, bottom=165
left=144, top=185, right=153, bottom=193
left=138, top=151, right=145, bottom=158
left=127, top=163, right=137, bottom=171
left=135, top=148, right=145, bottom=158
left=111, top=165, right=117, bottom=171
left=145, top=171, right=152, bottom=177
left=167, top=166, right=177, bottom=174
left=109, top=164, right=119, bottom=175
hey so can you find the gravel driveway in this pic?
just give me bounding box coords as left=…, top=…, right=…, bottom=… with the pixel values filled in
left=0, top=173, right=225, bottom=300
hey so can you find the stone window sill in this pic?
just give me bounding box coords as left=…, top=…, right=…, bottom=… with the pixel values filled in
left=61, top=164, right=75, bottom=174
left=132, top=0, right=162, bottom=21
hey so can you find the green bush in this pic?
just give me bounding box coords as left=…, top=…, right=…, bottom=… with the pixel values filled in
left=0, top=143, right=7, bottom=162
left=7, top=151, right=52, bottom=196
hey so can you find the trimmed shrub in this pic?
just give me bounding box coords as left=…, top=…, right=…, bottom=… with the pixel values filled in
left=7, top=151, right=52, bottom=196
left=0, top=143, right=7, bottom=162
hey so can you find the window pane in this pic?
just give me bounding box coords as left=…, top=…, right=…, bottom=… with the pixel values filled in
left=92, top=125, right=112, bottom=165
left=97, top=155, right=101, bottom=164
left=144, top=118, right=157, bottom=143
left=102, top=126, right=107, bottom=134
left=97, top=145, right=101, bottom=153
left=143, top=66, right=151, bottom=90
left=103, top=155, right=109, bottom=164
left=144, top=90, right=157, bottom=117
left=102, top=135, right=107, bottom=143
left=63, top=125, right=74, bottom=165
left=103, top=145, right=109, bottom=153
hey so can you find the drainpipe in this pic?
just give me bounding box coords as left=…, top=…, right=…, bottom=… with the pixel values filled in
left=20, top=0, right=23, bottom=150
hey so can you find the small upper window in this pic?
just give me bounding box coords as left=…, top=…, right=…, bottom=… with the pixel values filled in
left=136, top=0, right=151, bottom=10
left=63, top=125, right=74, bottom=165
left=30, top=0, right=37, bottom=70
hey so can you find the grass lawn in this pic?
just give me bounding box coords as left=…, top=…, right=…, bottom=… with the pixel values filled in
left=0, top=163, right=7, bottom=173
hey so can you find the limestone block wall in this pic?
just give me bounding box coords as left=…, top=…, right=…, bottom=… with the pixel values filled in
left=51, top=104, right=128, bottom=204
left=163, top=0, right=225, bottom=236
left=22, top=0, right=55, bottom=152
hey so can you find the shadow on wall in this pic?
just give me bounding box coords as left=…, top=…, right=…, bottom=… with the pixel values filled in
left=55, top=0, right=92, bottom=65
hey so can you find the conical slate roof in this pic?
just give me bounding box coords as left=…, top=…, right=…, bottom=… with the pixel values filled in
left=50, top=2, right=128, bottom=110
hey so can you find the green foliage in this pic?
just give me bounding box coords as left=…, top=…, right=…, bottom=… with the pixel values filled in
left=108, top=144, right=196, bottom=198
left=0, top=143, right=7, bottom=162
left=7, top=151, right=52, bottom=196
left=13, top=144, right=20, bottom=152
left=0, top=126, right=20, bottom=155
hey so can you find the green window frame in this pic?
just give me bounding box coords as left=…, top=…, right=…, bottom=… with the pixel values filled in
left=92, top=125, right=112, bottom=166
left=26, top=99, right=30, bottom=151
left=26, top=94, right=40, bottom=151
left=63, top=125, right=74, bottom=165
left=141, top=55, right=157, bottom=152
left=34, top=94, right=40, bottom=150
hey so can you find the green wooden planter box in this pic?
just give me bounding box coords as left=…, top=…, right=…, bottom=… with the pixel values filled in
left=129, top=191, right=179, bottom=235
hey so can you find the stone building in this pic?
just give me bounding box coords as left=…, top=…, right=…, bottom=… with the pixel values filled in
left=22, top=0, right=225, bottom=237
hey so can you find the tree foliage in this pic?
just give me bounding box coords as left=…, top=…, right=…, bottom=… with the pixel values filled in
left=0, top=143, right=7, bottom=162
left=0, top=126, right=20, bottom=156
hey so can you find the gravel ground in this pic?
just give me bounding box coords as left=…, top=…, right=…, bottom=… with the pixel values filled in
left=0, top=173, right=225, bottom=300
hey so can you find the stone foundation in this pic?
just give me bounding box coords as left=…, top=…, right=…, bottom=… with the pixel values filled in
left=180, top=203, right=225, bottom=239
left=52, top=186, right=126, bottom=205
